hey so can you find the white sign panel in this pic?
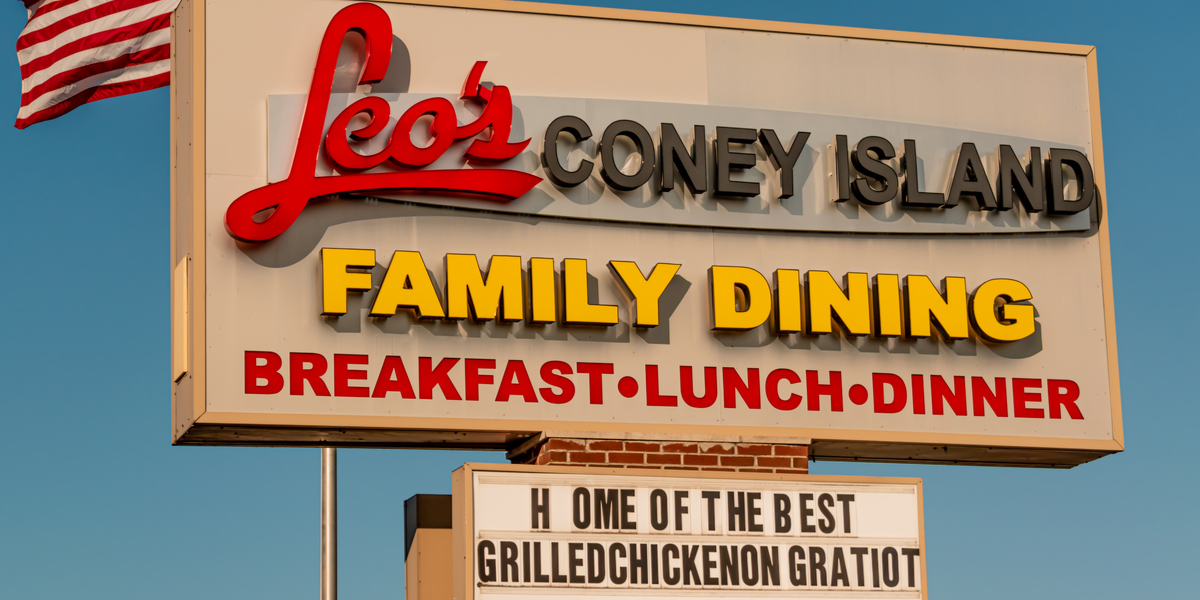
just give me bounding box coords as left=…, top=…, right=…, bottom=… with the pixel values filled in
left=170, top=0, right=1123, bottom=466
left=456, top=465, right=926, bottom=600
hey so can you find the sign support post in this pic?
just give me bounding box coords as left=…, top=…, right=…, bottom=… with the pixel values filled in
left=321, top=447, right=337, bottom=600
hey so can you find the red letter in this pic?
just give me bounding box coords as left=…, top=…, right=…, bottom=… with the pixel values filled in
left=1013, top=378, right=1044, bottom=418
left=540, top=361, right=575, bottom=404
left=245, top=351, right=284, bottom=394
left=806, top=371, right=843, bottom=412
left=873, top=373, right=907, bottom=414
left=766, top=369, right=801, bottom=410
left=723, top=368, right=761, bottom=409
left=971, top=377, right=1008, bottom=417
left=465, top=358, right=496, bottom=401
left=419, top=357, right=461, bottom=400
left=334, top=354, right=370, bottom=397
left=497, top=360, right=537, bottom=402
left=1048, top=379, right=1084, bottom=420
left=910, top=374, right=926, bottom=415
left=681, top=366, right=718, bottom=408
left=290, top=353, right=331, bottom=396
left=576, top=363, right=614, bottom=405
left=645, top=365, right=677, bottom=407
left=372, top=356, right=415, bottom=398
left=932, top=375, right=967, bottom=416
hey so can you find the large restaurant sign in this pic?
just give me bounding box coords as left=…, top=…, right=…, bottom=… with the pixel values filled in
left=171, top=0, right=1122, bottom=466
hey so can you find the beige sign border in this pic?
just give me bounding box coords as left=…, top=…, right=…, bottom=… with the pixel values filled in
left=451, top=463, right=929, bottom=600
left=169, top=0, right=1122, bottom=467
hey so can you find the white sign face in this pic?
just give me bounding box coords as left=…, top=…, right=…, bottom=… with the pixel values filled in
left=170, top=0, right=1123, bottom=466
left=460, top=466, right=925, bottom=600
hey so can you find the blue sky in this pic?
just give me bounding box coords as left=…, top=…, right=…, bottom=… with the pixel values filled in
left=0, top=0, right=1196, bottom=598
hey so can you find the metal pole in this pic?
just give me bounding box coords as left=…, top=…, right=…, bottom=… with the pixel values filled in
left=321, top=447, right=337, bottom=600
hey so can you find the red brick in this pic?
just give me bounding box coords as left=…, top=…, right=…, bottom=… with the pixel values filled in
left=683, top=454, right=719, bottom=466
left=665, top=466, right=700, bottom=471
left=646, top=453, right=682, bottom=465
left=736, top=444, right=772, bottom=456
left=568, top=452, right=606, bottom=463
left=538, top=450, right=568, bottom=465
left=720, top=455, right=755, bottom=467
left=773, top=445, right=808, bottom=457
left=625, top=441, right=661, bottom=453
left=777, top=469, right=808, bottom=475
left=608, top=452, right=645, bottom=464
left=700, top=443, right=735, bottom=455
left=740, top=468, right=773, bottom=473
left=756, top=456, right=791, bottom=468
left=792, top=457, right=809, bottom=469
left=662, top=443, right=699, bottom=453
left=544, top=439, right=586, bottom=451
left=588, top=440, right=624, bottom=451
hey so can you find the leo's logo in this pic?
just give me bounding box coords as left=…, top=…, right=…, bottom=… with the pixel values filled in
left=224, top=3, right=541, bottom=243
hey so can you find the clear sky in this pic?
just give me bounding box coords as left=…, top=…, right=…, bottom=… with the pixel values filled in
left=0, top=0, right=1195, bottom=598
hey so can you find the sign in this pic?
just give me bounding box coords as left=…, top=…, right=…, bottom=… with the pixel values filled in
left=453, top=464, right=926, bottom=599
left=171, top=0, right=1122, bottom=466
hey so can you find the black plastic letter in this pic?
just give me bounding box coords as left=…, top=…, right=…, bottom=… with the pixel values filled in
left=945, top=142, right=998, bottom=210
left=850, top=136, right=897, bottom=205
left=714, top=126, right=760, bottom=198
left=1046, top=148, right=1095, bottom=215
left=900, top=139, right=944, bottom=208
left=659, top=124, right=708, bottom=195
left=541, top=115, right=593, bottom=187
left=599, top=120, right=656, bottom=191
left=759, top=129, right=810, bottom=199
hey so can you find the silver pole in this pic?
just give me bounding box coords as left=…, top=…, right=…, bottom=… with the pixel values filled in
left=321, top=447, right=337, bottom=600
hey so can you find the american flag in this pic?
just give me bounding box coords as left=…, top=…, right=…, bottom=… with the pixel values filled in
left=14, top=0, right=180, bottom=129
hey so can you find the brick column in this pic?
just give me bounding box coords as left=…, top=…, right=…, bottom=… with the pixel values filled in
left=507, top=432, right=809, bottom=474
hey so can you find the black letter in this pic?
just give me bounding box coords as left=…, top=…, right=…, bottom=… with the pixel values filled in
left=882, top=547, right=900, bottom=587
left=851, top=136, right=897, bottom=205
left=714, top=126, right=760, bottom=197
left=850, top=547, right=868, bottom=587
left=902, top=548, right=920, bottom=588
left=836, top=494, right=855, bottom=534
left=674, top=490, right=689, bottom=531
left=568, top=542, right=585, bottom=584
left=759, top=130, right=810, bottom=198
left=531, top=487, right=550, bottom=529
left=610, top=543, right=628, bottom=584
left=600, top=120, right=656, bottom=191
left=799, top=493, right=816, bottom=533
left=830, top=547, right=849, bottom=587
left=900, top=139, right=945, bottom=207
left=595, top=489, right=617, bottom=530
left=650, top=489, right=669, bottom=531
left=996, top=145, right=1044, bottom=212
left=720, top=545, right=739, bottom=585
left=500, top=541, right=519, bottom=582
left=774, top=494, right=792, bottom=533
left=1046, top=148, right=1095, bottom=215
left=682, top=544, right=701, bottom=585
left=542, top=115, right=593, bottom=187
left=945, top=142, right=998, bottom=210
left=662, top=544, right=680, bottom=585
left=573, top=487, right=590, bottom=529
left=728, top=492, right=747, bottom=532
left=621, top=488, right=637, bottom=530
left=587, top=543, right=606, bottom=584
left=809, top=546, right=827, bottom=587
left=659, top=124, right=708, bottom=194
left=478, top=540, right=496, bottom=582
left=748, top=492, right=763, bottom=533
left=533, top=541, right=550, bottom=583
left=702, top=545, right=718, bottom=585
left=817, top=493, right=836, bottom=534
left=551, top=542, right=567, bottom=583
left=702, top=491, right=721, bottom=531
left=788, top=546, right=806, bottom=586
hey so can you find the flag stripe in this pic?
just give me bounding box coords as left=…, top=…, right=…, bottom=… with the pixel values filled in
left=14, top=0, right=181, bottom=128
left=22, top=42, right=168, bottom=107
left=21, top=20, right=169, bottom=84
left=17, top=0, right=163, bottom=51
left=14, top=70, right=168, bottom=129
left=20, top=57, right=169, bottom=116
left=18, top=0, right=176, bottom=64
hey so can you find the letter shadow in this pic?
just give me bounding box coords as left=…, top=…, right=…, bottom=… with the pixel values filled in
left=636, top=275, right=692, bottom=345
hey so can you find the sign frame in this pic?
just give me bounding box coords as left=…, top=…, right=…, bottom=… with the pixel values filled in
left=451, top=463, right=929, bottom=600
left=170, top=0, right=1122, bottom=467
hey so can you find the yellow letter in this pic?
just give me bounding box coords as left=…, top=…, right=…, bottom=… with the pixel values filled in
left=873, top=273, right=903, bottom=337
left=322, top=247, right=375, bottom=316
left=608, top=261, right=681, bottom=327
left=970, top=278, right=1035, bottom=342
left=562, top=258, right=619, bottom=326
left=370, top=251, right=444, bottom=319
left=445, top=254, right=524, bottom=322
left=775, top=269, right=802, bottom=334
left=905, top=275, right=969, bottom=339
left=710, top=266, right=772, bottom=331
left=528, top=257, right=557, bottom=324
left=804, top=271, right=870, bottom=336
